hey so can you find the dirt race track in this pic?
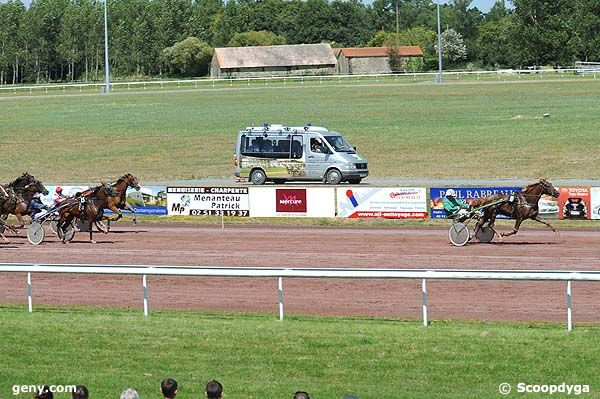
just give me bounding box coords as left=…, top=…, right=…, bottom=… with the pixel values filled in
left=1, top=223, right=599, bottom=324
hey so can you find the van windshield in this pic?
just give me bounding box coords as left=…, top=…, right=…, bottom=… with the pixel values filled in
left=323, top=135, right=355, bottom=153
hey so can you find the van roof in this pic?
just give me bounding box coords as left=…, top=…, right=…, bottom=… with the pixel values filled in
left=241, top=124, right=337, bottom=135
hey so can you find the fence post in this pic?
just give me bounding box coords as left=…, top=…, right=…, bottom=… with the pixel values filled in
left=278, top=277, right=284, bottom=321
left=567, top=280, right=572, bottom=331
left=422, top=278, right=428, bottom=326
left=27, top=272, right=33, bottom=313
left=143, top=274, right=149, bottom=316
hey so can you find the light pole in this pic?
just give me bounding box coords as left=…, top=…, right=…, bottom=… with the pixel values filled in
left=103, top=0, right=110, bottom=94
left=436, top=2, right=443, bottom=84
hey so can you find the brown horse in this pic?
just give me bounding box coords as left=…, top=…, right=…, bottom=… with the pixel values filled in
left=0, top=186, right=18, bottom=243
left=1, top=173, right=49, bottom=228
left=473, top=179, right=560, bottom=239
left=106, top=173, right=141, bottom=223
left=57, top=183, right=117, bottom=244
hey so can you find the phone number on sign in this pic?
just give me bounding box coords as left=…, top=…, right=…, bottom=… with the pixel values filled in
left=190, top=209, right=249, bottom=217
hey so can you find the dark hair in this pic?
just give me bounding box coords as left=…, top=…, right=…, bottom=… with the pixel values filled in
left=34, top=386, right=53, bottom=399
left=161, top=378, right=178, bottom=399
left=293, top=391, right=310, bottom=399
left=72, top=385, right=89, bottom=399
left=205, top=380, right=223, bottom=399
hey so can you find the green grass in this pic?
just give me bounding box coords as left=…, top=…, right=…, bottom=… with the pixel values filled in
left=1, top=79, right=599, bottom=183
left=0, top=305, right=598, bottom=399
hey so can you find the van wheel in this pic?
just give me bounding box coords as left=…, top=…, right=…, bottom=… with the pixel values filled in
left=325, top=169, right=342, bottom=185
left=347, top=178, right=361, bottom=184
left=250, top=169, right=267, bottom=185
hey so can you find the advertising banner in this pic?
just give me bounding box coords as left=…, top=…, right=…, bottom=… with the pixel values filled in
left=337, top=187, right=427, bottom=219
left=429, top=187, right=521, bottom=219
left=558, top=186, right=591, bottom=220
left=591, top=187, right=600, bottom=220
left=249, top=187, right=335, bottom=217
left=123, top=185, right=167, bottom=215
left=43, top=185, right=167, bottom=215
left=167, top=187, right=250, bottom=216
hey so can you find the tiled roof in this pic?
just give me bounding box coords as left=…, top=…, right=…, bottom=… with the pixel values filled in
left=214, top=43, right=337, bottom=69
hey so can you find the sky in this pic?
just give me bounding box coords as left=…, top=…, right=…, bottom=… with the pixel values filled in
left=3, top=0, right=498, bottom=13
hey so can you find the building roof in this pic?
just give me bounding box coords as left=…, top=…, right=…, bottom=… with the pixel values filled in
left=340, top=46, right=424, bottom=58
left=214, top=43, right=337, bottom=69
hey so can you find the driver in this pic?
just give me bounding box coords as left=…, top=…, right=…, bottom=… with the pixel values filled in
left=52, top=186, right=68, bottom=206
left=443, top=189, right=470, bottom=218
left=29, top=193, right=49, bottom=220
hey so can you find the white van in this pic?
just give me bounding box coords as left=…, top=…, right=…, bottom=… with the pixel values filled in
left=234, top=123, right=368, bottom=184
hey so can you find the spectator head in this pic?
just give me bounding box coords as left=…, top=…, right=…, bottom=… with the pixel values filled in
left=72, top=385, right=89, bottom=399
left=205, top=380, right=223, bottom=399
left=161, top=378, right=178, bottom=399
left=293, top=391, right=310, bottom=399
left=120, top=388, right=141, bottom=399
left=34, top=386, right=53, bottom=399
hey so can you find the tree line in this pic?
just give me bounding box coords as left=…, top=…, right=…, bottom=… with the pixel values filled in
left=0, top=0, right=599, bottom=84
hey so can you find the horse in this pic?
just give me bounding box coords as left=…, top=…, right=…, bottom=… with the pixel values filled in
left=57, top=183, right=117, bottom=244
left=1, top=173, right=49, bottom=228
left=472, top=179, right=560, bottom=239
left=105, top=173, right=141, bottom=223
left=0, top=186, right=18, bottom=243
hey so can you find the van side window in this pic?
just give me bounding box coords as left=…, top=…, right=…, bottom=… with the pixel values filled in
left=291, top=137, right=303, bottom=159
left=240, top=135, right=303, bottom=159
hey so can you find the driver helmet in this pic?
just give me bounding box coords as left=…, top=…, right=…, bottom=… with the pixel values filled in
left=33, top=193, right=41, bottom=199
left=55, top=186, right=63, bottom=193
left=445, top=188, right=456, bottom=197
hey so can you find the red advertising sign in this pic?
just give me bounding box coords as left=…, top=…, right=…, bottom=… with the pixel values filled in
left=275, top=189, right=307, bottom=213
left=558, top=186, right=591, bottom=220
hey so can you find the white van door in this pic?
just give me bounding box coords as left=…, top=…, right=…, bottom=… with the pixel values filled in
left=306, top=135, right=331, bottom=179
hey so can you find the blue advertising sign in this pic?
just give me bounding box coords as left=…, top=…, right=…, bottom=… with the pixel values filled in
left=429, top=187, right=522, bottom=219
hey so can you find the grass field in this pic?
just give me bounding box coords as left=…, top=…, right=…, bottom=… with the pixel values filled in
left=1, top=79, right=599, bottom=183
left=0, top=306, right=598, bottom=399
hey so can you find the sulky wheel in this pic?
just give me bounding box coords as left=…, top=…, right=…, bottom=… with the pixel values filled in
left=50, top=220, right=58, bottom=234
left=475, top=225, right=495, bottom=243
left=27, top=222, right=45, bottom=245
left=448, top=222, right=470, bottom=247
left=58, top=222, right=76, bottom=242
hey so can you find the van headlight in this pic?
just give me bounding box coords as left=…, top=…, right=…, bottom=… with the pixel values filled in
left=345, top=162, right=356, bottom=169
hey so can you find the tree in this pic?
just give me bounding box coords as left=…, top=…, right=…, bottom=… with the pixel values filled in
left=477, top=16, right=518, bottom=67
left=399, top=26, right=436, bottom=56
left=0, top=0, right=26, bottom=84
left=162, top=36, right=213, bottom=77
left=567, top=0, right=600, bottom=63
left=227, top=30, right=286, bottom=47
left=437, top=28, right=467, bottom=63
left=328, top=0, right=373, bottom=47
left=485, top=0, right=511, bottom=23
left=511, top=0, right=572, bottom=66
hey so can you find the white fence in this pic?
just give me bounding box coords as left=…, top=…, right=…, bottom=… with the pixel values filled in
left=2, top=263, right=599, bottom=331
left=0, top=69, right=597, bottom=95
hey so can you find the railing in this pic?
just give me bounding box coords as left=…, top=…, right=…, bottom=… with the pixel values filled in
left=0, top=68, right=597, bottom=96
left=2, top=263, right=599, bottom=331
